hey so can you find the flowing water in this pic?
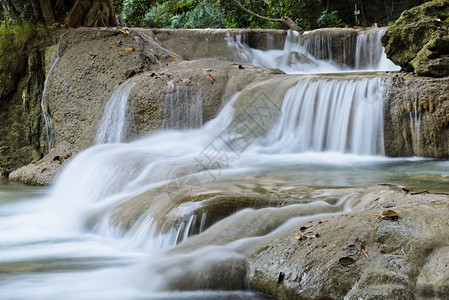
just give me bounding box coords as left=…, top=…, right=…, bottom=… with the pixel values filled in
left=1, top=29, right=447, bottom=299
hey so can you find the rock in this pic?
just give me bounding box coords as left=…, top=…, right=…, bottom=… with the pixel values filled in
left=248, top=200, right=449, bottom=299
left=383, top=73, right=449, bottom=157
left=9, top=141, right=73, bottom=185
left=382, top=0, right=449, bottom=77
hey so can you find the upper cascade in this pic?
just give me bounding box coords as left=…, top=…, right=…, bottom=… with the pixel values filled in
left=250, top=28, right=400, bottom=74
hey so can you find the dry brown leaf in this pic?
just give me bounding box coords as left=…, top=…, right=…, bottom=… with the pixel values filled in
left=207, top=74, right=215, bottom=84
left=41, top=168, right=48, bottom=173
left=120, top=29, right=129, bottom=34
left=124, top=47, right=133, bottom=51
left=379, top=209, right=399, bottom=220
left=172, top=57, right=178, bottom=61
left=360, top=242, right=369, bottom=258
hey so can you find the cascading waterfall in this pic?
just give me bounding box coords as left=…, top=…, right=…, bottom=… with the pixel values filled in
left=264, top=76, right=385, bottom=155
left=253, top=28, right=400, bottom=73
left=408, top=91, right=421, bottom=156
left=0, top=28, right=409, bottom=299
left=163, top=82, right=203, bottom=129
left=95, top=77, right=140, bottom=144
left=41, top=33, right=65, bottom=150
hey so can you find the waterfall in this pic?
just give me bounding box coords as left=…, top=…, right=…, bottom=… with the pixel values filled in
left=41, top=33, right=65, bottom=151
left=163, top=82, right=203, bottom=129
left=408, top=91, right=421, bottom=156
left=0, top=28, right=410, bottom=299
left=255, top=28, right=400, bottom=73
left=95, top=77, right=140, bottom=144
left=262, top=76, right=385, bottom=155
left=225, top=32, right=254, bottom=63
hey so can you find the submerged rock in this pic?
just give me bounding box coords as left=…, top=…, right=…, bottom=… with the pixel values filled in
left=382, top=0, right=449, bottom=77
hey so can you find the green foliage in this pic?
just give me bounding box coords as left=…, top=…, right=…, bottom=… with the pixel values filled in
left=142, top=0, right=224, bottom=28
left=317, top=10, right=341, bottom=28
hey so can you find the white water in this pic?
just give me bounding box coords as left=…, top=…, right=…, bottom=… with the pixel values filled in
left=248, top=28, right=400, bottom=73
left=41, top=33, right=65, bottom=150
left=96, top=77, right=141, bottom=144
left=163, top=82, right=203, bottom=129
left=0, top=29, right=427, bottom=299
left=263, top=76, right=385, bottom=155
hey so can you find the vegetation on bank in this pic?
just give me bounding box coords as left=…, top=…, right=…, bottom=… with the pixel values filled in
left=1, top=1, right=428, bottom=31
left=111, top=0, right=427, bottom=30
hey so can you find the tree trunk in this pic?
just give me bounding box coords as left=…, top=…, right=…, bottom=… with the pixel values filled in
left=0, top=0, right=117, bottom=27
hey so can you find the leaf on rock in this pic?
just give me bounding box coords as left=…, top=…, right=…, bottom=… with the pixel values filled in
left=361, top=242, right=369, bottom=258
left=124, top=47, right=133, bottom=51
left=125, top=69, right=136, bottom=79
left=120, top=29, right=130, bottom=34
left=207, top=74, right=215, bottom=84
left=379, top=209, right=399, bottom=220
left=339, top=256, right=355, bottom=266
left=172, top=57, right=178, bottom=61
left=41, top=168, right=48, bottom=173
left=296, top=231, right=319, bottom=241
left=303, top=231, right=319, bottom=238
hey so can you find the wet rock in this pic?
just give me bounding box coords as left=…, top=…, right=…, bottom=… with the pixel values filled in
left=383, top=73, right=449, bottom=157
left=153, top=248, right=248, bottom=291
left=248, top=200, right=449, bottom=299
left=9, top=141, right=73, bottom=185
left=382, top=0, right=449, bottom=77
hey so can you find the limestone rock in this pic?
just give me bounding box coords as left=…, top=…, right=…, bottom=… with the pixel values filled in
left=249, top=200, right=449, bottom=299
left=383, top=73, right=449, bottom=157
left=9, top=141, right=73, bottom=185
left=382, top=0, right=449, bottom=77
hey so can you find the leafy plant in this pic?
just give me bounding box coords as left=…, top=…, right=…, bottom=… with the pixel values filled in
left=317, top=10, right=341, bottom=28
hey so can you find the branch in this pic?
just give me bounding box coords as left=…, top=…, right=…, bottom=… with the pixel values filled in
left=231, top=0, right=302, bottom=31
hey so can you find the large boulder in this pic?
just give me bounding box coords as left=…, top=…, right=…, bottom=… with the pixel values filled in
left=383, top=74, right=449, bottom=157
left=249, top=189, right=449, bottom=299
left=382, top=0, right=449, bottom=77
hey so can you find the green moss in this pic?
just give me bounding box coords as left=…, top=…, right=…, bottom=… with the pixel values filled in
left=0, top=23, right=48, bottom=98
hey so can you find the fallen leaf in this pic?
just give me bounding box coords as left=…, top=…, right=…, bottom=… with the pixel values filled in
left=207, top=74, right=215, bottom=84
left=51, top=146, right=56, bottom=151
left=339, top=256, right=355, bottom=266
left=379, top=209, right=399, bottom=220
left=120, top=29, right=129, bottom=34
left=360, top=242, right=369, bottom=258
left=41, top=168, right=48, bottom=173
left=303, top=231, right=319, bottom=239
left=125, top=69, right=136, bottom=79
left=124, top=47, right=133, bottom=51
left=296, top=231, right=319, bottom=241
left=172, top=57, right=178, bottom=61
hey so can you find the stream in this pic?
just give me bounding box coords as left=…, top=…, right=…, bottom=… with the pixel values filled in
left=1, top=28, right=448, bottom=299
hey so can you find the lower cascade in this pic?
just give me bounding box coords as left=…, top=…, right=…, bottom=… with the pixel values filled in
left=2, top=26, right=449, bottom=299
